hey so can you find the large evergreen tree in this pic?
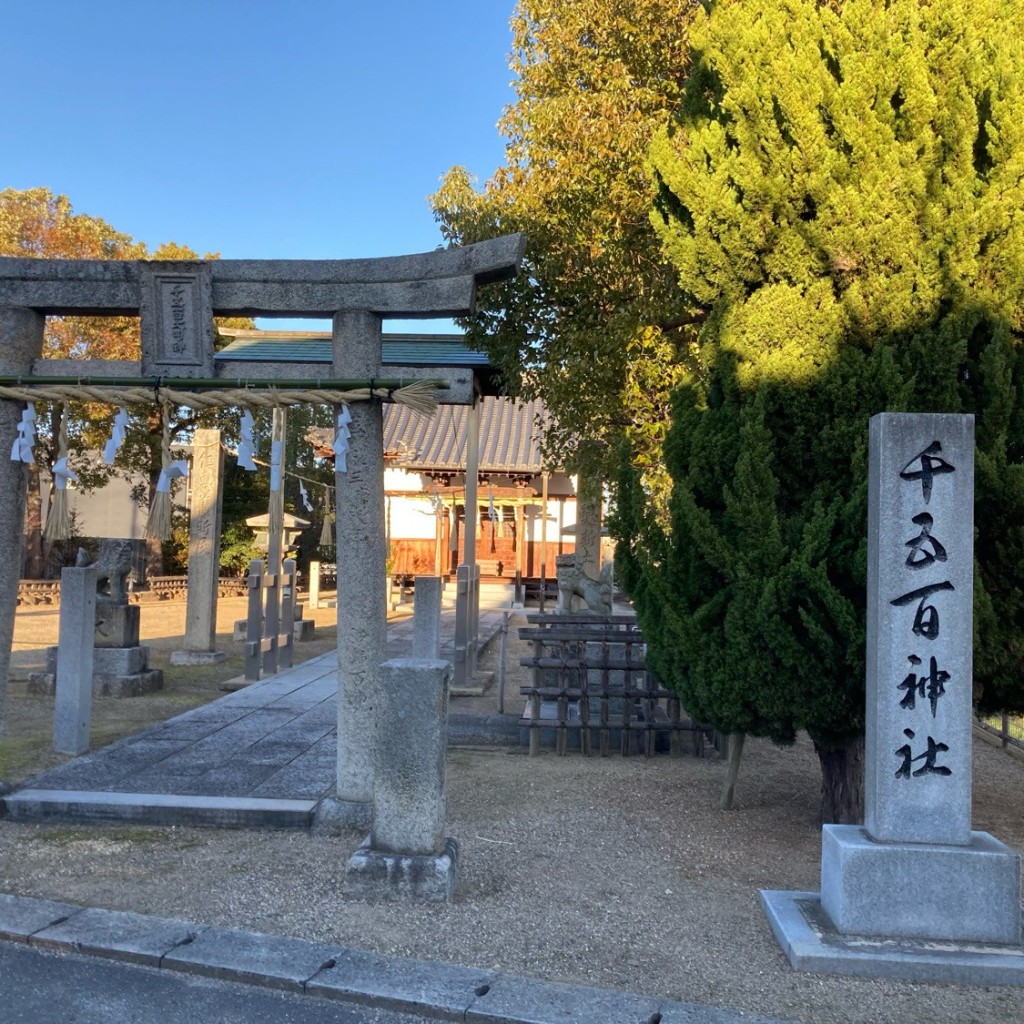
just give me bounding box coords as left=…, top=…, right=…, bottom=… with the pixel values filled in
left=614, top=0, right=1024, bottom=821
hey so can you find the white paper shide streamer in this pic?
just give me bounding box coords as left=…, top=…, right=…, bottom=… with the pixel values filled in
left=102, top=407, right=130, bottom=465
left=156, top=460, right=189, bottom=494
left=299, top=480, right=313, bottom=512
left=9, top=402, right=36, bottom=463
left=333, top=404, right=352, bottom=473
left=52, top=456, right=78, bottom=491
left=237, top=410, right=257, bottom=471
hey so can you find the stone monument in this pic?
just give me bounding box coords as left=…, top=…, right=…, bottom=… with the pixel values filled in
left=763, top=413, right=1024, bottom=984
left=30, top=539, right=163, bottom=698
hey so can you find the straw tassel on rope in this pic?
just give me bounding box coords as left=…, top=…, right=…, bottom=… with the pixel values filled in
left=146, top=402, right=188, bottom=541
left=43, top=403, right=76, bottom=541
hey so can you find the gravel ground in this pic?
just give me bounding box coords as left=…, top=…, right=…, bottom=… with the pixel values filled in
left=2, top=620, right=1024, bottom=1023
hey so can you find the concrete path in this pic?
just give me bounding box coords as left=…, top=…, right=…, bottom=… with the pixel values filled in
left=2, top=595, right=515, bottom=829
left=0, top=893, right=791, bottom=1024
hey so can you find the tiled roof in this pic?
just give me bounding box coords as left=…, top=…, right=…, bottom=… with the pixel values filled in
left=383, top=397, right=549, bottom=474
left=214, top=331, right=490, bottom=368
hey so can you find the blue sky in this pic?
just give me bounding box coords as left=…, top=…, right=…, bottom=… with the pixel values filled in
left=0, top=1, right=517, bottom=331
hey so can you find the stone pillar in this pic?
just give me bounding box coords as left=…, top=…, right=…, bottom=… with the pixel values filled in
left=173, top=428, right=225, bottom=664
left=453, top=563, right=471, bottom=689
left=331, top=309, right=385, bottom=820
left=864, top=413, right=975, bottom=845
left=346, top=657, right=459, bottom=901
left=413, top=576, right=442, bottom=659
left=463, top=399, right=480, bottom=568
left=307, top=560, right=321, bottom=610
left=53, top=567, right=98, bottom=755
left=454, top=398, right=481, bottom=676
left=0, top=307, right=44, bottom=744
left=574, top=473, right=603, bottom=580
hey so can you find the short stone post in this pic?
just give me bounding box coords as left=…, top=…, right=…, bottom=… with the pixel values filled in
left=412, top=576, right=442, bottom=659
left=307, top=560, right=321, bottom=610
left=173, top=427, right=226, bottom=665
left=763, top=412, right=1023, bottom=982
left=469, top=562, right=481, bottom=676
left=453, top=564, right=471, bottom=688
left=53, top=566, right=98, bottom=755
left=244, top=559, right=264, bottom=683
left=345, top=657, right=459, bottom=901
left=279, top=558, right=296, bottom=670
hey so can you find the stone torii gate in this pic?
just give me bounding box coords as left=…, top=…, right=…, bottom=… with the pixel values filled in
left=0, top=234, right=525, bottom=823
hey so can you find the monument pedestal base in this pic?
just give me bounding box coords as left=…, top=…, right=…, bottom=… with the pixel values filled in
left=821, top=824, right=1021, bottom=943
left=345, top=836, right=460, bottom=903
left=762, top=889, right=1024, bottom=986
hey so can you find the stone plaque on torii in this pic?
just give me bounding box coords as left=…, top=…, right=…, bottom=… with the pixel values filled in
left=0, top=234, right=525, bottom=823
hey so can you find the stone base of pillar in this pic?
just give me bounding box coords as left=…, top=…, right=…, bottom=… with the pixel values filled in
left=170, top=649, right=227, bottom=665
left=820, top=824, right=1021, bottom=943
left=345, top=836, right=460, bottom=903
left=311, top=795, right=373, bottom=833
left=28, top=669, right=164, bottom=698
left=28, top=645, right=163, bottom=698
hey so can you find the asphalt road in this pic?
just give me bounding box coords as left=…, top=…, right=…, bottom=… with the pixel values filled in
left=1, top=942, right=434, bottom=1024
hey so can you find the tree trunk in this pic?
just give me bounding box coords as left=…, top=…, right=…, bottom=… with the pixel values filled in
left=720, top=732, right=746, bottom=810
left=814, top=736, right=865, bottom=825
left=22, top=461, right=44, bottom=579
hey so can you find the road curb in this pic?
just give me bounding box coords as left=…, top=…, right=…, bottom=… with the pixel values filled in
left=0, top=892, right=788, bottom=1023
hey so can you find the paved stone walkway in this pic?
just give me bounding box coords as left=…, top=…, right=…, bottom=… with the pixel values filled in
left=3, top=598, right=512, bottom=828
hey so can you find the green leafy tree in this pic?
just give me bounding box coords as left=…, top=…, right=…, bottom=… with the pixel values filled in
left=431, top=1, right=702, bottom=498
left=614, top=0, right=1024, bottom=821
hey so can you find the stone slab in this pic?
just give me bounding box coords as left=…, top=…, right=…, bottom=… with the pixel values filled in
left=31, top=906, right=204, bottom=966
left=762, top=889, right=1024, bottom=986
left=0, top=893, right=83, bottom=942
left=820, top=824, right=1021, bottom=943
left=345, top=836, right=460, bottom=902
left=162, top=924, right=340, bottom=992
left=307, top=948, right=494, bottom=1021
left=170, top=650, right=227, bottom=665
left=465, top=975, right=662, bottom=1024
left=2, top=790, right=316, bottom=828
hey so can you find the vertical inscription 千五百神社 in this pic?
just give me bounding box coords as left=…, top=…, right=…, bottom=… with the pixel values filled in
left=890, top=441, right=956, bottom=779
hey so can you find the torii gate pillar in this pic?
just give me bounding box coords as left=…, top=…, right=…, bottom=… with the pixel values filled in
left=332, top=310, right=385, bottom=812
left=0, top=308, right=44, bottom=736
